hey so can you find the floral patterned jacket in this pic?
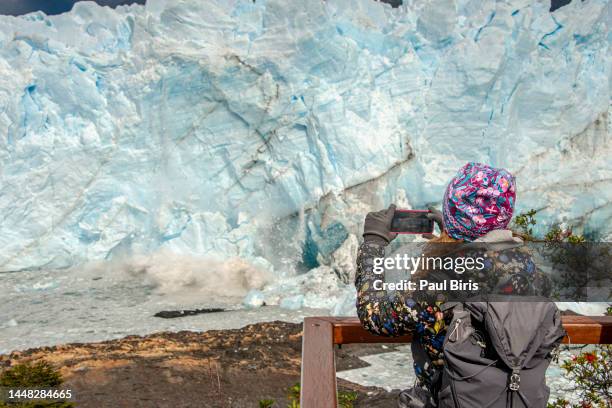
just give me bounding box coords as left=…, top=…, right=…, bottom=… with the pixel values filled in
left=354, top=232, right=551, bottom=395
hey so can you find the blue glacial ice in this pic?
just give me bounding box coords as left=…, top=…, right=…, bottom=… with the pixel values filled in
left=0, top=0, right=610, bottom=316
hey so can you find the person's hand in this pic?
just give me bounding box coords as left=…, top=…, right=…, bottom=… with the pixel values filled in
left=363, top=204, right=398, bottom=245
left=423, top=206, right=444, bottom=239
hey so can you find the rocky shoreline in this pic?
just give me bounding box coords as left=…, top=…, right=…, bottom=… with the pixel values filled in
left=0, top=321, right=400, bottom=408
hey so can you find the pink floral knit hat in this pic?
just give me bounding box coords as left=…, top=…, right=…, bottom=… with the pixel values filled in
left=442, top=162, right=516, bottom=241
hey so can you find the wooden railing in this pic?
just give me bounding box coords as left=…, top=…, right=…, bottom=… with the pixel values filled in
left=300, top=315, right=612, bottom=408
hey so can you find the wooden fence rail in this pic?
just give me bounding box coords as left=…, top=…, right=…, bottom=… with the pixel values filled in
left=300, top=315, right=612, bottom=408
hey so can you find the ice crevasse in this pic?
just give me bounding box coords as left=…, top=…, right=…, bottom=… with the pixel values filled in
left=0, top=0, right=609, bottom=311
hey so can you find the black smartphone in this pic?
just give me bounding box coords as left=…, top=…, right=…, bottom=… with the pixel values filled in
left=390, top=209, right=434, bottom=234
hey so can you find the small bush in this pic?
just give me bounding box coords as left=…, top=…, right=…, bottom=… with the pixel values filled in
left=287, top=383, right=300, bottom=408
left=547, top=346, right=612, bottom=408
left=286, top=383, right=356, bottom=408
left=518, top=214, right=609, bottom=407
left=513, top=209, right=538, bottom=239
left=258, top=399, right=275, bottom=408
left=0, top=361, right=74, bottom=408
left=0, top=362, right=62, bottom=388
left=337, top=390, right=358, bottom=408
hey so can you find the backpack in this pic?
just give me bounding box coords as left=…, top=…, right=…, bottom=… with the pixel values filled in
left=438, top=299, right=566, bottom=408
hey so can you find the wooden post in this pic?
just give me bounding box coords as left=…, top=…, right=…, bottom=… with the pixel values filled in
left=300, top=317, right=337, bottom=408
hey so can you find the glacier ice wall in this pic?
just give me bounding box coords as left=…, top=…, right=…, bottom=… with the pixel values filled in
left=0, top=0, right=610, bottom=279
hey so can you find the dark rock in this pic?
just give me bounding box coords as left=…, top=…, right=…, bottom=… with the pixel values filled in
left=154, top=308, right=225, bottom=318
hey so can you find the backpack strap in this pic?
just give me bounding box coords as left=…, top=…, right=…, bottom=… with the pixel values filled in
left=440, top=301, right=461, bottom=312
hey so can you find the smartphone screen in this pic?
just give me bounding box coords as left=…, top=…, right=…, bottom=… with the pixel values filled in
left=390, top=210, right=434, bottom=234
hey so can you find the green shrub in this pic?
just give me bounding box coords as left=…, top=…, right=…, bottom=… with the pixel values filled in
left=286, top=383, right=356, bottom=408
left=0, top=362, right=62, bottom=388
left=0, top=361, right=74, bottom=408
left=547, top=347, right=612, bottom=408
left=516, top=214, right=609, bottom=407
left=258, top=399, right=275, bottom=408
left=513, top=209, right=538, bottom=239
left=547, top=346, right=612, bottom=408
left=337, top=390, right=358, bottom=408
left=287, top=383, right=300, bottom=408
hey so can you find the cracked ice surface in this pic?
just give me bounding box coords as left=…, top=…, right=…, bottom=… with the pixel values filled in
left=0, top=0, right=610, bottom=309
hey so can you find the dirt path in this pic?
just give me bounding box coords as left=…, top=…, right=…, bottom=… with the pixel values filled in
left=1, top=321, right=401, bottom=407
